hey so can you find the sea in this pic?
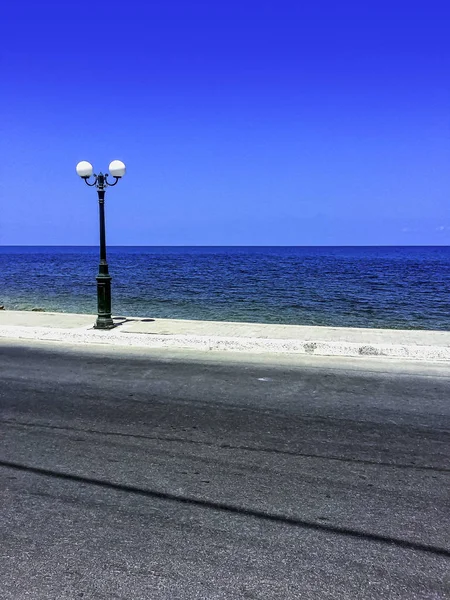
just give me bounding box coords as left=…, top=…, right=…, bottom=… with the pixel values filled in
left=0, top=246, right=449, bottom=330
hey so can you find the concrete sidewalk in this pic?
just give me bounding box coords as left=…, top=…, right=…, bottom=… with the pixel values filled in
left=0, top=310, right=450, bottom=361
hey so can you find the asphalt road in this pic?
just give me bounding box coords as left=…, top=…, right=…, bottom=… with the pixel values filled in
left=1, top=342, right=449, bottom=599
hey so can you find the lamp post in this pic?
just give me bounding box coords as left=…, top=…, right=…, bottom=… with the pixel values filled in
left=76, top=160, right=126, bottom=329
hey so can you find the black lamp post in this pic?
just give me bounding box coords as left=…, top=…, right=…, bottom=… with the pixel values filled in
left=76, top=160, right=126, bottom=329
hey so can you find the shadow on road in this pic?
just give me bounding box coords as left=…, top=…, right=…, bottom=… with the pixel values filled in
left=1, top=459, right=449, bottom=558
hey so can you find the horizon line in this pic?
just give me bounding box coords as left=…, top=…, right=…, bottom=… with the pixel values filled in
left=1, top=244, right=449, bottom=249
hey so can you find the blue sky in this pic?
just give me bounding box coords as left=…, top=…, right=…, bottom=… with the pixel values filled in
left=1, top=1, right=449, bottom=245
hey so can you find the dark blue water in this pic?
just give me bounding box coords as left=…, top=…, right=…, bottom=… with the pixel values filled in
left=0, top=246, right=449, bottom=330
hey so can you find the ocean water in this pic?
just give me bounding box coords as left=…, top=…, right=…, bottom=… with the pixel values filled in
left=0, top=246, right=449, bottom=330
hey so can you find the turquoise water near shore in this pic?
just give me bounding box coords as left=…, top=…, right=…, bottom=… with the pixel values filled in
left=0, top=246, right=449, bottom=330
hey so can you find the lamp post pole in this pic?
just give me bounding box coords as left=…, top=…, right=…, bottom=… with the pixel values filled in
left=76, top=160, right=126, bottom=330
left=95, top=173, right=113, bottom=329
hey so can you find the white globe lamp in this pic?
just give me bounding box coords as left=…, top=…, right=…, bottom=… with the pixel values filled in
left=109, top=160, right=126, bottom=178
left=76, top=161, right=94, bottom=178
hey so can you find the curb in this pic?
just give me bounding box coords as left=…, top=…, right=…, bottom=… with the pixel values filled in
left=0, top=326, right=449, bottom=362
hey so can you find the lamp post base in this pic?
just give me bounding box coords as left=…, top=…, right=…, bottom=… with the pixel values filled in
left=94, top=316, right=115, bottom=330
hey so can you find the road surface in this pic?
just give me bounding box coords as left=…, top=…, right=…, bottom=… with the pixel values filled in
left=1, top=342, right=449, bottom=599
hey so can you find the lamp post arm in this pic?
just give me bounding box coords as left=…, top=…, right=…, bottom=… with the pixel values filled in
left=84, top=176, right=98, bottom=187
left=105, top=175, right=120, bottom=187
